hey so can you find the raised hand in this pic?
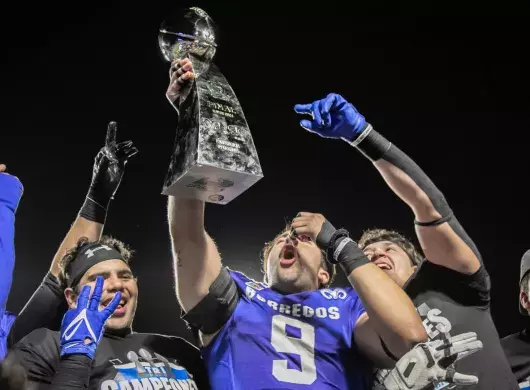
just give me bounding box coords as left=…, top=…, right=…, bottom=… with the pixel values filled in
left=380, top=332, right=483, bottom=390
left=291, top=212, right=343, bottom=258
left=59, top=276, right=121, bottom=359
left=86, top=122, right=138, bottom=210
left=166, top=58, right=195, bottom=106
left=294, top=93, right=366, bottom=141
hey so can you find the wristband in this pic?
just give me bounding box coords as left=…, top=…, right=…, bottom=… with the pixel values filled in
left=323, top=228, right=348, bottom=262
left=79, top=197, right=108, bottom=224
left=333, top=237, right=370, bottom=276
left=344, top=124, right=392, bottom=162
left=316, top=220, right=339, bottom=250
left=324, top=229, right=370, bottom=276
left=414, top=212, right=453, bottom=227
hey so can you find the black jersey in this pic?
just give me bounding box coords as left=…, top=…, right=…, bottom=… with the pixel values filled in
left=501, top=328, right=530, bottom=388
left=9, top=327, right=209, bottom=389
left=405, top=261, right=518, bottom=389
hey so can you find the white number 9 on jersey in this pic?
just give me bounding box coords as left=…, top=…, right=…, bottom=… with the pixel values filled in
left=271, top=315, right=317, bottom=385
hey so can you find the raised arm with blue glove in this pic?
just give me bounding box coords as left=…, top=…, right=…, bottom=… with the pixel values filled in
left=294, top=93, right=481, bottom=275
left=0, top=165, right=23, bottom=359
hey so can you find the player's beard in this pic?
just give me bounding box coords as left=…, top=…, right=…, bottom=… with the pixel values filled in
left=270, top=261, right=314, bottom=294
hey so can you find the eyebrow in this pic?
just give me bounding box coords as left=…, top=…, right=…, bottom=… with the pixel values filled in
left=364, top=241, right=397, bottom=251
left=86, top=271, right=111, bottom=280
left=276, top=232, right=289, bottom=240
left=86, top=269, right=134, bottom=280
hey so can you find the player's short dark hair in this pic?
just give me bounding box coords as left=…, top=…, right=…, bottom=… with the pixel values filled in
left=262, top=225, right=336, bottom=288
left=358, top=228, right=423, bottom=266
left=59, top=235, right=134, bottom=289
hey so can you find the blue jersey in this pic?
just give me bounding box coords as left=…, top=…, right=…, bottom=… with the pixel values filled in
left=0, top=172, right=23, bottom=359
left=202, top=270, right=373, bottom=389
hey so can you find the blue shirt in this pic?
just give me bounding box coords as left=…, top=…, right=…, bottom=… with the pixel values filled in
left=202, top=270, right=373, bottom=389
left=0, top=173, right=23, bottom=359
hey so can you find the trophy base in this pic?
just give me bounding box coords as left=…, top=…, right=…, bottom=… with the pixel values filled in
left=161, top=163, right=263, bottom=205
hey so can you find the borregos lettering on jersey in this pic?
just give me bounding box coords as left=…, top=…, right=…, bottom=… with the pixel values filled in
left=244, top=285, right=341, bottom=320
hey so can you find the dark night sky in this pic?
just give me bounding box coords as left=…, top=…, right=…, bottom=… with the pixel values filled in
left=1, top=1, right=529, bottom=341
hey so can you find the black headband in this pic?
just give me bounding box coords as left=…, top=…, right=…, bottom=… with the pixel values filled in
left=67, top=243, right=126, bottom=288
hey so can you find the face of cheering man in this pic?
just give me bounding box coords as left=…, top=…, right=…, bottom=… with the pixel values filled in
left=65, top=259, right=139, bottom=330
left=362, top=240, right=416, bottom=287
left=265, top=229, right=330, bottom=294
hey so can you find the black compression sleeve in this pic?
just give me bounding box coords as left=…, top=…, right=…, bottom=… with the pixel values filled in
left=182, top=267, right=240, bottom=335
left=354, top=126, right=482, bottom=262
left=8, top=272, right=68, bottom=347
left=50, top=355, right=91, bottom=389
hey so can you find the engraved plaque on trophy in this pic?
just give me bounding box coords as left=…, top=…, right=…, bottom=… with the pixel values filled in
left=158, top=7, right=263, bottom=205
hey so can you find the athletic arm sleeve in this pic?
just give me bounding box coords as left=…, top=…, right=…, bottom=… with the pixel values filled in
left=8, top=272, right=67, bottom=347
left=0, top=193, right=16, bottom=321
left=182, top=267, right=241, bottom=335
left=50, top=355, right=91, bottom=389
left=356, top=128, right=482, bottom=262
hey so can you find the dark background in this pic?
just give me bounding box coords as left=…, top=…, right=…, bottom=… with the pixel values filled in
left=1, top=1, right=529, bottom=341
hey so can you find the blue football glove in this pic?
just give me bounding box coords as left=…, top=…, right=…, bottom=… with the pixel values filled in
left=59, top=276, right=121, bottom=359
left=0, top=169, right=23, bottom=214
left=294, top=93, right=366, bottom=141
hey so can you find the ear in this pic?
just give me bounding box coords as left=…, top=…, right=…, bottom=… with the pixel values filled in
left=318, top=268, right=330, bottom=287
left=64, top=287, right=78, bottom=309
left=520, top=290, right=530, bottom=312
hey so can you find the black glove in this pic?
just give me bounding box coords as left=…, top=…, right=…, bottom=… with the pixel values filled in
left=79, top=122, right=138, bottom=223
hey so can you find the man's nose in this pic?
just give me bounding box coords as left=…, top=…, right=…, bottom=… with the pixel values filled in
left=372, top=248, right=386, bottom=259
left=105, top=274, right=124, bottom=292
left=286, top=233, right=299, bottom=246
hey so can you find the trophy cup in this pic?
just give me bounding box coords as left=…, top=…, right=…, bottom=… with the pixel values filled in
left=158, top=7, right=263, bottom=205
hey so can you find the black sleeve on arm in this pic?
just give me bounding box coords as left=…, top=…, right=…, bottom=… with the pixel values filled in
left=354, top=125, right=482, bottom=262
left=50, top=355, right=91, bottom=389
left=8, top=272, right=68, bottom=348
left=181, top=267, right=240, bottom=335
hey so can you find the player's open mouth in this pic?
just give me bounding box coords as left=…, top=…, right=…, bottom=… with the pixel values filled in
left=280, top=244, right=297, bottom=267
left=102, top=296, right=128, bottom=318
left=373, top=259, right=392, bottom=271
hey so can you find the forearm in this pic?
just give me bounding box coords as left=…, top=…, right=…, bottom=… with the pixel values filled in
left=50, top=125, right=138, bottom=277
left=0, top=205, right=16, bottom=314
left=50, top=355, right=91, bottom=389
left=319, top=227, right=426, bottom=357
left=50, top=216, right=103, bottom=277
left=353, top=125, right=482, bottom=267
left=348, top=264, right=427, bottom=356
left=357, top=126, right=448, bottom=222
left=168, top=196, right=221, bottom=311
left=168, top=196, right=206, bottom=241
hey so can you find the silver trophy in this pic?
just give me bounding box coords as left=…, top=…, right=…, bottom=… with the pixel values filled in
left=158, top=7, right=263, bottom=205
